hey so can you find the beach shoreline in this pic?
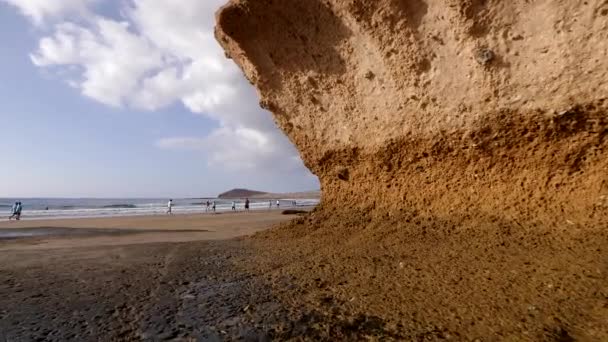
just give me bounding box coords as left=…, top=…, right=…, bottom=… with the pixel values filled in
left=0, top=197, right=319, bottom=221
left=0, top=209, right=311, bottom=251
left=0, top=204, right=316, bottom=223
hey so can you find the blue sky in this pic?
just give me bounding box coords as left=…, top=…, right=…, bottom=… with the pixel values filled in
left=0, top=1, right=318, bottom=198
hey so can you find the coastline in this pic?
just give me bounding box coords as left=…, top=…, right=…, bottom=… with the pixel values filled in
left=0, top=209, right=311, bottom=251
left=0, top=202, right=317, bottom=222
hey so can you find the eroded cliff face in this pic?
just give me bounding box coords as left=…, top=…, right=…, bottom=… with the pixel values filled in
left=216, top=0, right=608, bottom=227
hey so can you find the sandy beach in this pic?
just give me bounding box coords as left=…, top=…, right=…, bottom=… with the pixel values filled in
left=5, top=0, right=608, bottom=340
left=3, top=207, right=606, bottom=341
left=0, top=211, right=320, bottom=341
left=0, top=210, right=302, bottom=251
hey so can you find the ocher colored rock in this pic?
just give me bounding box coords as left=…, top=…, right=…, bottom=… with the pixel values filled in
left=215, top=0, right=608, bottom=227
left=216, top=3, right=608, bottom=338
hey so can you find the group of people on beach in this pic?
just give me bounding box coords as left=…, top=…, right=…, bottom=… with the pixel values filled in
left=8, top=201, right=23, bottom=220
left=232, top=198, right=250, bottom=211
left=204, top=200, right=217, bottom=213
left=267, top=200, right=295, bottom=208
left=165, top=198, right=297, bottom=215
left=166, top=199, right=219, bottom=215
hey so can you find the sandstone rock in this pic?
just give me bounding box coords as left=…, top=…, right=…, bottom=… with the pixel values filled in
left=215, top=0, right=608, bottom=228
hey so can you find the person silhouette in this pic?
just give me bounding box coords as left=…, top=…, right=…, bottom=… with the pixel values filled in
left=167, top=199, right=173, bottom=215
left=8, top=201, right=19, bottom=220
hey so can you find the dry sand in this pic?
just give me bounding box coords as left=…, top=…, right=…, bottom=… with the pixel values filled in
left=248, top=209, right=608, bottom=340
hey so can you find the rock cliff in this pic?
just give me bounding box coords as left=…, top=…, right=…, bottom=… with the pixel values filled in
left=215, top=0, right=608, bottom=227
left=215, top=1, right=608, bottom=338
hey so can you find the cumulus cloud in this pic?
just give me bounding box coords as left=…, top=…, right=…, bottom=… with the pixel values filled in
left=6, top=0, right=314, bottom=179
left=31, top=18, right=164, bottom=107
left=1, top=0, right=96, bottom=25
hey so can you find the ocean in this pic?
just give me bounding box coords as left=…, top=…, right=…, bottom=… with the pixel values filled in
left=0, top=197, right=319, bottom=221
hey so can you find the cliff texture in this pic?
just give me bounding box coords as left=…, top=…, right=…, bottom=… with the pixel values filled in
left=216, top=0, right=608, bottom=227
left=214, top=1, right=608, bottom=339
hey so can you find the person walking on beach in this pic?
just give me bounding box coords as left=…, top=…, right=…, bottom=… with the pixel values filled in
left=8, top=201, right=18, bottom=220
left=245, top=198, right=250, bottom=212
left=212, top=201, right=216, bottom=213
left=167, top=199, right=173, bottom=215
left=206, top=200, right=210, bottom=212
left=231, top=201, right=236, bottom=211
left=9, top=201, right=23, bottom=221
left=15, top=202, right=22, bottom=220
left=268, top=200, right=272, bottom=210
left=276, top=200, right=280, bottom=209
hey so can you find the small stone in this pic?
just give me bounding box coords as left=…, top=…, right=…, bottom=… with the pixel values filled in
left=364, top=71, right=375, bottom=80
left=475, top=48, right=495, bottom=65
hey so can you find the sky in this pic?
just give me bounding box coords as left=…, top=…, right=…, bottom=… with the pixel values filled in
left=0, top=0, right=319, bottom=198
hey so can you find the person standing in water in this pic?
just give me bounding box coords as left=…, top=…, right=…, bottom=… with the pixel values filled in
left=245, top=198, right=250, bottom=212
left=231, top=201, right=236, bottom=211
left=206, top=200, right=210, bottom=212
left=212, top=201, right=216, bottom=213
left=276, top=200, right=280, bottom=208
left=167, top=199, right=173, bottom=215
left=269, top=200, right=272, bottom=210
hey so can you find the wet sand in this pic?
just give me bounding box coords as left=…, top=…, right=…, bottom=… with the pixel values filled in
left=0, top=211, right=300, bottom=251
left=0, top=211, right=328, bottom=341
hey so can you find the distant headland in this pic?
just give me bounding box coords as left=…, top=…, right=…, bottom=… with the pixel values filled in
left=217, top=188, right=320, bottom=200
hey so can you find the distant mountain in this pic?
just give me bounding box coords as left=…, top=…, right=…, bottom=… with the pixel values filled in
left=218, top=189, right=267, bottom=199
left=218, top=188, right=321, bottom=199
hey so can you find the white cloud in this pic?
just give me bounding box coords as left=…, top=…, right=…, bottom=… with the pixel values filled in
left=156, top=137, right=207, bottom=151
left=9, top=0, right=314, bottom=180
left=1, top=0, right=96, bottom=25
left=31, top=18, right=164, bottom=107
left=157, top=128, right=305, bottom=173
left=203, top=127, right=303, bottom=172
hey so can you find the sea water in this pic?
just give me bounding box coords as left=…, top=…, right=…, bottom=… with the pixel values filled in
left=0, top=198, right=319, bottom=221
